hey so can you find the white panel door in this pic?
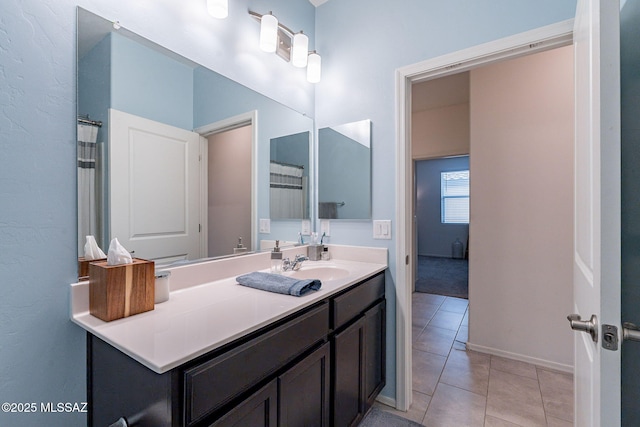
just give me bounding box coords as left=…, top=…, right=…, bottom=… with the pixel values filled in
left=572, top=0, right=621, bottom=425
left=109, top=109, right=201, bottom=263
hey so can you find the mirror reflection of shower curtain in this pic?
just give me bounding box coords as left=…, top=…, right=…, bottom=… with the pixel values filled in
left=77, top=123, right=99, bottom=254
left=270, top=162, right=305, bottom=219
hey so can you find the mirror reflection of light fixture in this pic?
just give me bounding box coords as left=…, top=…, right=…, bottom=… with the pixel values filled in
left=307, top=51, right=322, bottom=83
left=249, top=10, right=322, bottom=83
left=291, top=32, right=309, bottom=68
left=207, top=0, right=228, bottom=19
left=259, top=12, right=278, bottom=53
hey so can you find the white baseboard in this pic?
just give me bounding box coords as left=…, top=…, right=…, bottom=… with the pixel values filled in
left=466, top=342, right=574, bottom=374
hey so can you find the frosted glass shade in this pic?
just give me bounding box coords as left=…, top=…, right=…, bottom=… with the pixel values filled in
left=260, top=14, right=278, bottom=53
left=307, top=52, right=322, bottom=83
left=207, top=0, right=228, bottom=19
left=291, top=32, right=309, bottom=68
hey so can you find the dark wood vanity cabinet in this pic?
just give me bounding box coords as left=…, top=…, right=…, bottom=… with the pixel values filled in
left=88, top=271, right=385, bottom=427
left=330, top=273, right=386, bottom=427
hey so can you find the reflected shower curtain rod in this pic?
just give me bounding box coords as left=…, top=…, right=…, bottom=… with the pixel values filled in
left=77, top=116, right=102, bottom=127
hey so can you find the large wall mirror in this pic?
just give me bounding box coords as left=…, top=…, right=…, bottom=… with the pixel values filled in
left=318, top=119, right=372, bottom=219
left=77, top=8, right=313, bottom=265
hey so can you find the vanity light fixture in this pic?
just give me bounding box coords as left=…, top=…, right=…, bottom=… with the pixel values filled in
left=306, top=51, right=322, bottom=83
left=291, top=32, right=309, bottom=68
left=259, top=12, right=279, bottom=53
left=207, top=0, right=228, bottom=19
left=249, top=10, right=322, bottom=83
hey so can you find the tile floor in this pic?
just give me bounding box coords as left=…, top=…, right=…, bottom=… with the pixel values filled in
left=375, top=292, right=574, bottom=427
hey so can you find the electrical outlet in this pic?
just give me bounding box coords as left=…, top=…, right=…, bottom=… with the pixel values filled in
left=373, top=220, right=391, bottom=239
left=259, top=218, right=270, bottom=233
left=320, top=220, right=330, bottom=237
left=301, top=219, right=311, bottom=235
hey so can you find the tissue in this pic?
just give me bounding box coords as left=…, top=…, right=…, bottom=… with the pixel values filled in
left=84, top=235, right=106, bottom=260
left=106, top=238, right=133, bottom=266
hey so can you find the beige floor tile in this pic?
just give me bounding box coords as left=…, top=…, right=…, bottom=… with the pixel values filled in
left=483, top=415, right=523, bottom=426
left=439, top=345, right=490, bottom=396
left=413, top=292, right=446, bottom=306
left=537, top=368, right=573, bottom=423
left=413, top=348, right=447, bottom=396
left=486, top=369, right=546, bottom=427
left=423, top=383, right=486, bottom=427
left=461, top=309, right=469, bottom=326
left=413, top=325, right=456, bottom=357
left=490, top=355, right=538, bottom=380
left=413, top=301, right=440, bottom=329
left=440, top=297, right=469, bottom=314
left=456, top=325, right=469, bottom=343
left=428, top=310, right=464, bottom=331
left=546, top=415, right=573, bottom=427
left=374, top=390, right=431, bottom=424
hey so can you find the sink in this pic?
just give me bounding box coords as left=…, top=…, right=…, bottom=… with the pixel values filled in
left=284, top=266, right=350, bottom=281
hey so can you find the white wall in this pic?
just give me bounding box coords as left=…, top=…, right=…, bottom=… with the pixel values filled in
left=468, top=45, right=574, bottom=369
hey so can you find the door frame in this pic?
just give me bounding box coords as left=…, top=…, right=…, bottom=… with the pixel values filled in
left=394, top=20, right=574, bottom=411
left=194, top=110, right=258, bottom=257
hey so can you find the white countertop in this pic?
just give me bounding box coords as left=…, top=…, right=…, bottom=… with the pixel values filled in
left=70, top=245, right=387, bottom=374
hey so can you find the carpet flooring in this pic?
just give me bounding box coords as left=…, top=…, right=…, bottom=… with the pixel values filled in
left=359, top=407, right=423, bottom=427
left=415, top=255, right=468, bottom=299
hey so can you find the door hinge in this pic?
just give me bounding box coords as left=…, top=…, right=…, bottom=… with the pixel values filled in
left=406, top=255, right=409, bottom=265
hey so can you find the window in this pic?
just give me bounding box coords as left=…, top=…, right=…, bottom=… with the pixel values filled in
left=441, top=170, right=469, bottom=224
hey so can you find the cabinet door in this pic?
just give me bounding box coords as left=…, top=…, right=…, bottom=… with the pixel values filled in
left=364, top=299, right=386, bottom=410
left=279, top=342, right=330, bottom=427
left=332, top=317, right=365, bottom=427
left=208, top=380, right=277, bottom=427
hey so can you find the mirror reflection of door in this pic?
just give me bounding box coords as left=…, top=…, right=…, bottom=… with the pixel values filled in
left=206, top=125, right=252, bottom=257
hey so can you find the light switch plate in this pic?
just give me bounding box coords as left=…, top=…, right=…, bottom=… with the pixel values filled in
left=259, top=218, right=270, bottom=234
left=320, top=220, right=330, bottom=237
left=373, top=220, right=391, bottom=239
left=301, top=219, right=311, bottom=235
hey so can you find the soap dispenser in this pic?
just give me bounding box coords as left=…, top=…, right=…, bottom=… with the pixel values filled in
left=234, top=237, right=248, bottom=254
left=271, top=240, right=283, bottom=274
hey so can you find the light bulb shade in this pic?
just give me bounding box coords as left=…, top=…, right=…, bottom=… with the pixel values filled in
left=307, top=52, right=322, bottom=83
left=207, top=0, right=228, bottom=19
left=260, top=14, right=278, bottom=53
left=291, top=32, right=309, bottom=68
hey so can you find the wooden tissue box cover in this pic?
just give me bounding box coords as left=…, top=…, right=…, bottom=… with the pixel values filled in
left=89, top=258, right=155, bottom=322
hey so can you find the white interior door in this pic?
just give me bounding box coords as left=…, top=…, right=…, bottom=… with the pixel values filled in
left=109, top=109, right=201, bottom=263
left=572, top=0, right=621, bottom=425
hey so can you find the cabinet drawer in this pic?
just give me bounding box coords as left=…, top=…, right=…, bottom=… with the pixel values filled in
left=331, top=273, right=384, bottom=329
left=183, top=302, right=329, bottom=426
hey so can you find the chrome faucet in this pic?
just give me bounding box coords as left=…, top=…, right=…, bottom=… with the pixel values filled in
left=282, top=254, right=309, bottom=271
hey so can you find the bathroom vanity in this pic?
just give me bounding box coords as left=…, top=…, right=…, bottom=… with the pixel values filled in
left=70, top=246, right=387, bottom=427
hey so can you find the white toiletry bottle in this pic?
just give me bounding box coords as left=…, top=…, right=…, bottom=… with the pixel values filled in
left=271, top=240, right=283, bottom=274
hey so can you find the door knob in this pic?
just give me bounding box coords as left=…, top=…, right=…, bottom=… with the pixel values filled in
left=567, top=314, right=598, bottom=343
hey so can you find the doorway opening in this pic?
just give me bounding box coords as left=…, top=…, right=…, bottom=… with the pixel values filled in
left=414, top=156, right=469, bottom=299
left=395, top=21, right=575, bottom=413
left=195, top=111, right=258, bottom=259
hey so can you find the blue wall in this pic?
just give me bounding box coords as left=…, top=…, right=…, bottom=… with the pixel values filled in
left=111, top=32, right=194, bottom=130
left=318, top=127, right=371, bottom=219
left=620, top=1, right=640, bottom=424
left=416, top=156, right=470, bottom=258
left=0, top=0, right=583, bottom=425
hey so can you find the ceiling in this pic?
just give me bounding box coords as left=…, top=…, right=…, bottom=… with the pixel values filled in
left=308, top=0, right=331, bottom=6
